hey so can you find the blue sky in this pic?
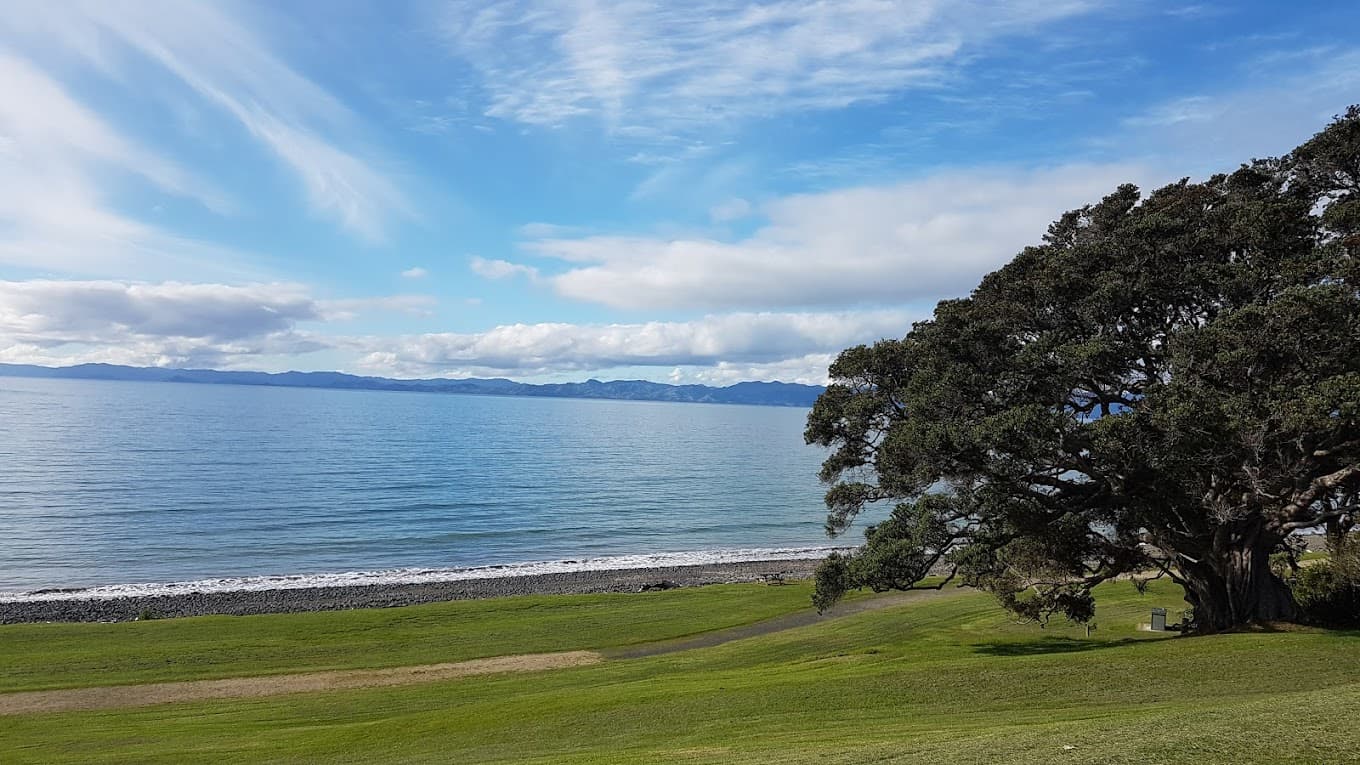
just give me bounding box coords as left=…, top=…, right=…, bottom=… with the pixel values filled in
left=0, top=0, right=1356, bottom=384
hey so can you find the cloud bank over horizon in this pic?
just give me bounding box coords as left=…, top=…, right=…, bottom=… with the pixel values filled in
left=0, top=278, right=910, bottom=384
left=0, top=1, right=1355, bottom=384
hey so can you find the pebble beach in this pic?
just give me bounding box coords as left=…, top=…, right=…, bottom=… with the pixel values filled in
left=0, top=558, right=822, bottom=624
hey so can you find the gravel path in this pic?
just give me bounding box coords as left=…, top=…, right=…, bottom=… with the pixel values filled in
left=0, top=559, right=823, bottom=624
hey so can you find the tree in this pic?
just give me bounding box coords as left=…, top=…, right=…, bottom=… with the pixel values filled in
left=806, top=108, right=1360, bottom=634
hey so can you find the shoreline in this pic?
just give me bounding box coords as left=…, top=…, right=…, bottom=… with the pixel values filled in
left=6, top=533, right=1337, bottom=625
left=0, top=558, right=822, bottom=624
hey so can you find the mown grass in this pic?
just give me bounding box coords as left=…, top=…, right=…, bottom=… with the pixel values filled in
left=2, top=580, right=1357, bottom=764
left=0, top=583, right=817, bottom=692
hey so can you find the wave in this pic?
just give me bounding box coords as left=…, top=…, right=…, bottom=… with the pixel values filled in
left=0, top=546, right=849, bottom=602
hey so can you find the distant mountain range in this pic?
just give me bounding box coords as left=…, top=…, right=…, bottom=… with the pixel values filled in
left=0, top=363, right=826, bottom=407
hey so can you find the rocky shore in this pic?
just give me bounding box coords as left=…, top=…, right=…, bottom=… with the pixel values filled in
left=0, top=559, right=822, bottom=624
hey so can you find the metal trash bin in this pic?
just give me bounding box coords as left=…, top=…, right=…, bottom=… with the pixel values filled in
left=1150, top=607, right=1167, bottom=631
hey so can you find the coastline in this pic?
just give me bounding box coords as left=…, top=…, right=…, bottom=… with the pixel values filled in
left=0, top=558, right=822, bottom=624
left=9, top=533, right=1336, bottom=624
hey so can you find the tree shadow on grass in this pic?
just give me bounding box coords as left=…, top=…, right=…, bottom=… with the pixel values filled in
left=971, top=636, right=1168, bottom=657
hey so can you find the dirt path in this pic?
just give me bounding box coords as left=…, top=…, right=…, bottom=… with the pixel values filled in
left=0, top=651, right=602, bottom=715
left=1, top=587, right=960, bottom=716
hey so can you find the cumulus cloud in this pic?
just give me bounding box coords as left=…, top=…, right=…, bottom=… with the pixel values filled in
left=440, top=0, right=1101, bottom=133
left=487, top=45, right=1358, bottom=314
left=401, top=267, right=430, bottom=279
left=513, top=163, right=1147, bottom=310
left=0, top=334, right=329, bottom=372
left=669, top=353, right=838, bottom=386
left=0, top=281, right=425, bottom=370
left=4, top=281, right=302, bottom=337
left=0, top=280, right=912, bottom=381
left=348, top=310, right=915, bottom=379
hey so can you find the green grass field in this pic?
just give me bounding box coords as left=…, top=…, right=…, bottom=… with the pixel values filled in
left=3, top=580, right=1357, bottom=764
left=0, top=583, right=818, bottom=692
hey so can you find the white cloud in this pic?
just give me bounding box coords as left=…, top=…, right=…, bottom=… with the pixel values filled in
left=1163, top=4, right=1229, bottom=20
left=439, top=0, right=1102, bottom=133
left=708, top=197, right=753, bottom=222
left=349, top=310, right=914, bottom=378
left=0, top=281, right=318, bottom=343
left=401, top=267, right=430, bottom=279
left=0, top=279, right=912, bottom=382
left=517, top=222, right=580, bottom=238
left=319, top=295, right=437, bottom=320
left=0, top=280, right=325, bottom=368
left=5, top=0, right=409, bottom=241
left=0, top=51, right=227, bottom=213
left=492, top=44, right=1358, bottom=314
left=669, top=353, right=837, bottom=386
left=514, top=163, right=1146, bottom=310
left=0, top=51, right=260, bottom=278
left=0, top=336, right=326, bottom=372
left=470, top=256, right=541, bottom=281
left=0, top=280, right=432, bottom=370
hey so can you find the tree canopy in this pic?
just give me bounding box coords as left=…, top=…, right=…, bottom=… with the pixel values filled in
left=806, top=107, right=1360, bottom=634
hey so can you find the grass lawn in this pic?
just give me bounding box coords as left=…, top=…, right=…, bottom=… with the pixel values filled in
left=2, top=579, right=1357, bottom=764
left=0, top=583, right=819, bottom=692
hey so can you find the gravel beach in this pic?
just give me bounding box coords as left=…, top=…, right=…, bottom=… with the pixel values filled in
left=0, top=559, right=822, bottom=624
left=5, top=534, right=1338, bottom=624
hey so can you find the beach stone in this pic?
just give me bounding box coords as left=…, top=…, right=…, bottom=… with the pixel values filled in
left=0, top=559, right=825, bottom=624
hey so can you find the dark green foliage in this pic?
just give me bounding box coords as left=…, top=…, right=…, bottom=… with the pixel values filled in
left=1293, top=563, right=1360, bottom=628
left=811, top=553, right=851, bottom=613
left=808, top=109, right=1360, bottom=633
left=1293, top=535, right=1360, bottom=627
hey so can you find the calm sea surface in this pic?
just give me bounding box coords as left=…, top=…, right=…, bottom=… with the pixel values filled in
left=0, top=377, right=837, bottom=595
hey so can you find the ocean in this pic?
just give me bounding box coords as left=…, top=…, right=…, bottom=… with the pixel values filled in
left=0, top=377, right=840, bottom=599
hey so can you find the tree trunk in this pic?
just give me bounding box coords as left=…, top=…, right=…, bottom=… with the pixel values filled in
left=1174, top=521, right=1297, bottom=633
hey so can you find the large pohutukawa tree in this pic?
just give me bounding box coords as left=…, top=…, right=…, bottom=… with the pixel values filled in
left=806, top=108, right=1360, bottom=634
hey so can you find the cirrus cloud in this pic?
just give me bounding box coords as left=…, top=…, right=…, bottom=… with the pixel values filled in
left=0, top=51, right=262, bottom=280
left=5, top=0, right=410, bottom=242
left=440, top=0, right=1103, bottom=132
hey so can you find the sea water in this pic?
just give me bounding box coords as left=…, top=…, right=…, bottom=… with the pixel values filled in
left=0, top=377, right=843, bottom=598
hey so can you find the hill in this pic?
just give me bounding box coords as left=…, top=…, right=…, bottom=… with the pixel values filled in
left=0, top=363, right=824, bottom=407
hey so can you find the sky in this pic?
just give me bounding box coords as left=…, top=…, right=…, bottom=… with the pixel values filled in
left=0, top=1, right=1357, bottom=385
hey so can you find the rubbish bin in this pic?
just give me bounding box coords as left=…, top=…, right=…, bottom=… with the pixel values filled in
left=1150, top=607, right=1167, bottom=631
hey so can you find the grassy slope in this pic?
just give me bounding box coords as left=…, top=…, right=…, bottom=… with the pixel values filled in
left=2, top=580, right=1358, bottom=764
left=0, top=583, right=817, bottom=692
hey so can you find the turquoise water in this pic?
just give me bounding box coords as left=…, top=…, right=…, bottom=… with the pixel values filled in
left=0, top=377, right=837, bottom=595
